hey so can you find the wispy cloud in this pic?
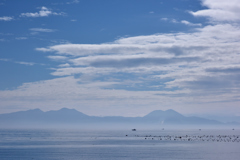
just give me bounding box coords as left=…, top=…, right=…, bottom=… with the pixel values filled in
left=161, top=18, right=168, bottom=21
left=20, top=6, right=64, bottom=18
left=0, top=33, right=13, bottom=36
left=161, top=18, right=202, bottom=27
left=0, top=58, right=37, bottom=66
left=15, top=37, right=28, bottom=40
left=52, top=0, right=80, bottom=5
left=171, top=19, right=178, bottom=23
left=181, top=20, right=202, bottom=26
left=15, top=61, right=35, bottom=66
left=0, top=58, right=10, bottom=62
left=66, top=0, right=80, bottom=4
left=29, top=28, right=56, bottom=33
left=0, top=16, right=14, bottom=21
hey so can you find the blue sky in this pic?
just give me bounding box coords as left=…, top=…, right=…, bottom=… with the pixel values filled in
left=0, top=0, right=240, bottom=117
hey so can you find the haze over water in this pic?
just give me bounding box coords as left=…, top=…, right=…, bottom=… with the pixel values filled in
left=0, top=129, right=239, bottom=160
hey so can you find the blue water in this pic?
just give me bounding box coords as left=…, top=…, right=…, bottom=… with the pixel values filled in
left=0, top=129, right=239, bottom=160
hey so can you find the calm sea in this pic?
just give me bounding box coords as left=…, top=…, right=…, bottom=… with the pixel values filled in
left=0, top=128, right=239, bottom=160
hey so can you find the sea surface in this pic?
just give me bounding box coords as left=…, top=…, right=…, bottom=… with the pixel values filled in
left=0, top=128, right=239, bottom=160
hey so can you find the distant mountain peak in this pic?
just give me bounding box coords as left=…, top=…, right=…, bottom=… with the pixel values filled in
left=24, top=108, right=43, bottom=113
left=144, top=109, right=183, bottom=118
left=46, top=108, right=79, bottom=113
left=58, top=108, right=77, bottom=112
left=140, top=109, right=185, bottom=125
left=144, top=110, right=164, bottom=117
left=165, top=109, right=182, bottom=114
left=165, top=109, right=176, bottom=112
left=47, top=108, right=89, bottom=117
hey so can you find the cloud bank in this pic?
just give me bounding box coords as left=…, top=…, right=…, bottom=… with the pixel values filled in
left=1, top=0, right=240, bottom=116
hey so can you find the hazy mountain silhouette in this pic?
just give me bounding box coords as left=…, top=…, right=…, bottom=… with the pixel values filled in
left=142, top=109, right=222, bottom=125
left=143, top=109, right=184, bottom=123
left=0, top=108, right=230, bottom=128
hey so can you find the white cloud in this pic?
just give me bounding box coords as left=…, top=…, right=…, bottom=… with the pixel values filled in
left=70, top=54, right=200, bottom=68
left=20, top=6, right=64, bottom=18
left=190, top=0, right=240, bottom=22
left=181, top=20, right=202, bottom=26
left=0, top=16, right=13, bottom=21
left=59, top=63, right=70, bottom=67
left=161, top=18, right=168, bottom=21
left=48, top=55, right=68, bottom=61
left=161, top=18, right=202, bottom=27
left=29, top=28, right=56, bottom=32
left=37, top=24, right=240, bottom=57
left=37, top=44, right=147, bottom=56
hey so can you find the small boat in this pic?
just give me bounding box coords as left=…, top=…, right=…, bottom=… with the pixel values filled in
left=132, top=129, right=136, bottom=131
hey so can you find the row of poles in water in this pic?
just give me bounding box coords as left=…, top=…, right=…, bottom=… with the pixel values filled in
left=126, top=134, right=240, bottom=142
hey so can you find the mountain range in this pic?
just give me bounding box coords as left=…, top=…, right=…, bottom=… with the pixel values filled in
left=0, top=108, right=238, bottom=128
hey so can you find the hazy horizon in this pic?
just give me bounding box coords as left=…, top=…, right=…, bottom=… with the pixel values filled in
left=1, top=107, right=240, bottom=128
left=1, top=107, right=240, bottom=125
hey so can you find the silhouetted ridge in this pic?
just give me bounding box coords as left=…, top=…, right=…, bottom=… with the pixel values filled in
left=144, top=110, right=164, bottom=118
left=46, top=108, right=88, bottom=117
left=144, top=109, right=184, bottom=118
left=28, top=108, right=43, bottom=112
left=14, top=108, right=43, bottom=114
left=0, top=108, right=226, bottom=128
left=143, top=109, right=185, bottom=124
